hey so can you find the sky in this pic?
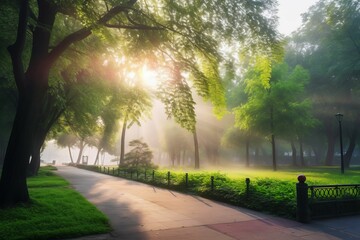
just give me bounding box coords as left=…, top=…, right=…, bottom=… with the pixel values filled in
left=277, top=0, right=319, bottom=36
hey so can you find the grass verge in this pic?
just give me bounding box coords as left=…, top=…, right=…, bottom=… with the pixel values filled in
left=0, top=166, right=110, bottom=240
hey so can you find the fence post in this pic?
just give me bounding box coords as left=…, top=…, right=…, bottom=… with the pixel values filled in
left=167, top=171, right=171, bottom=186
left=152, top=170, right=155, bottom=181
left=136, top=170, right=139, bottom=179
left=107, top=167, right=110, bottom=174
left=185, top=173, right=188, bottom=188
left=112, top=168, right=115, bottom=175
left=211, top=176, right=214, bottom=191
left=296, top=175, right=310, bottom=223
left=245, top=178, right=250, bottom=197
left=145, top=169, right=147, bottom=180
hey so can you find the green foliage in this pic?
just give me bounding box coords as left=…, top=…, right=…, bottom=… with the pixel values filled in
left=234, top=61, right=316, bottom=139
left=120, top=85, right=152, bottom=128
left=121, top=139, right=155, bottom=170
left=0, top=167, right=110, bottom=240
left=157, top=69, right=196, bottom=132
left=287, top=0, right=360, bottom=120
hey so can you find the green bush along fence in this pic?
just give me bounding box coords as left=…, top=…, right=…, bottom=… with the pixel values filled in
left=76, top=164, right=297, bottom=219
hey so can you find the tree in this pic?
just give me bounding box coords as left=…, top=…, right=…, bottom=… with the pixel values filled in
left=234, top=60, right=315, bottom=170
left=286, top=0, right=360, bottom=166
left=119, top=86, right=152, bottom=165
left=222, top=127, right=264, bottom=167
left=94, top=95, right=122, bottom=165
left=55, top=133, right=77, bottom=164
left=161, top=123, right=192, bottom=167
left=121, top=139, right=154, bottom=169
left=157, top=64, right=199, bottom=167
left=1, top=0, right=279, bottom=206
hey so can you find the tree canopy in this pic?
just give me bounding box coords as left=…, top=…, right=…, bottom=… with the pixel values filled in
left=0, top=0, right=281, bottom=206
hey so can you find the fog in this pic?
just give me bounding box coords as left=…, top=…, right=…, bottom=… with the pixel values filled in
left=41, top=98, right=238, bottom=168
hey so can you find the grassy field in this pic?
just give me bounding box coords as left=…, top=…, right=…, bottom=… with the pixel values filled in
left=0, top=166, right=110, bottom=240
left=187, top=166, right=360, bottom=184
left=81, top=164, right=360, bottom=219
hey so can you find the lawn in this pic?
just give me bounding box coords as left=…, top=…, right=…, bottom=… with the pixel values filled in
left=214, top=166, right=360, bottom=184
left=0, top=166, right=110, bottom=240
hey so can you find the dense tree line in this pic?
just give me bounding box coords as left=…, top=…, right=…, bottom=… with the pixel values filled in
left=223, top=0, right=360, bottom=169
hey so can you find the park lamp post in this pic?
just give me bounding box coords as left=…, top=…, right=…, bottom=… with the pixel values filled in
left=335, top=113, right=344, bottom=174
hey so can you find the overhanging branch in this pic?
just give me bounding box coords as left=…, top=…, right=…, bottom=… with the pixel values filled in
left=47, top=3, right=137, bottom=67
left=104, top=23, right=163, bottom=30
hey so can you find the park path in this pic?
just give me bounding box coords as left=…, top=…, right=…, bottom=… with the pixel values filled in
left=56, top=166, right=359, bottom=240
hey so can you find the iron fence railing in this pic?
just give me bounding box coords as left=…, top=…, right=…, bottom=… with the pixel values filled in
left=296, top=175, right=360, bottom=222
left=309, top=184, right=360, bottom=201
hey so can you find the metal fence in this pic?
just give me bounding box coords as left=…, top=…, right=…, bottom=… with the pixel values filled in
left=309, top=184, right=360, bottom=219
left=296, top=176, right=360, bottom=222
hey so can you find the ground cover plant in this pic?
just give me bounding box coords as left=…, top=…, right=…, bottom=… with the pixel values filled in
left=79, top=165, right=360, bottom=219
left=0, top=166, right=110, bottom=240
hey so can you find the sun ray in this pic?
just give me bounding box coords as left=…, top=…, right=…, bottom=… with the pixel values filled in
left=141, top=65, right=158, bottom=88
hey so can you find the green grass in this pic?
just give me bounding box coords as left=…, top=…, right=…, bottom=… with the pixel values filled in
left=81, top=164, right=360, bottom=219
left=216, top=166, right=360, bottom=184
left=0, top=166, right=110, bottom=240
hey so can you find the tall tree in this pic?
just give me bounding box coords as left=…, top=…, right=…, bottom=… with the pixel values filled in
left=55, top=133, right=77, bottom=164
left=119, top=86, right=152, bottom=165
left=234, top=60, right=315, bottom=170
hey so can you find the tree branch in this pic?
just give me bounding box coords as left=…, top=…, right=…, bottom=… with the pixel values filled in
left=47, top=1, right=138, bottom=67
left=7, top=0, right=29, bottom=93
left=104, top=23, right=163, bottom=30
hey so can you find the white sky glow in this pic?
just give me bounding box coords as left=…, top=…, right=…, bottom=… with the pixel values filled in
left=277, top=0, right=318, bottom=36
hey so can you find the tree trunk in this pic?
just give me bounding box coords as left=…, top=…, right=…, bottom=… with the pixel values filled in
left=205, top=147, right=218, bottom=165
left=271, top=134, right=277, bottom=171
left=193, top=129, right=200, bottom=169
left=324, top=120, right=335, bottom=166
left=94, top=147, right=102, bottom=165
left=68, top=146, right=74, bottom=163
left=170, top=151, right=175, bottom=167
left=0, top=96, right=33, bottom=206
left=120, top=118, right=127, bottom=165
left=28, top=127, right=50, bottom=177
left=290, top=140, right=297, bottom=166
left=245, top=138, right=250, bottom=167
left=299, top=140, right=305, bottom=166
left=344, top=130, right=357, bottom=168
left=0, top=81, right=47, bottom=206
left=270, top=107, right=277, bottom=171
left=28, top=150, right=41, bottom=177
left=76, top=140, right=85, bottom=164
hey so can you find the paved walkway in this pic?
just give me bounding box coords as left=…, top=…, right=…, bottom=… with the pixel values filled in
left=56, top=166, right=359, bottom=240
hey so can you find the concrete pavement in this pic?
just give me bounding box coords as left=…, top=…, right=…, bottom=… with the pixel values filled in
left=56, top=166, right=360, bottom=240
